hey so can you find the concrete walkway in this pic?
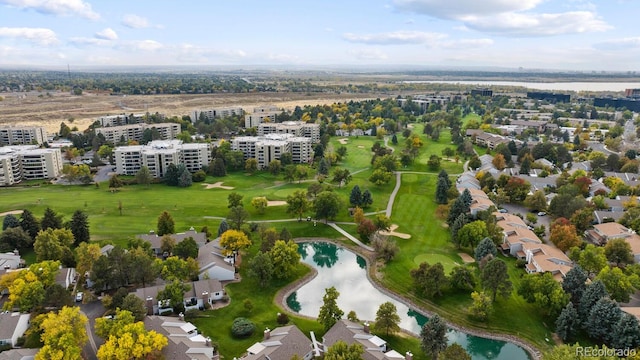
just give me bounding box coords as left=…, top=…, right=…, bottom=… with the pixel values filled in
left=386, top=172, right=402, bottom=217
left=327, top=222, right=374, bottom=251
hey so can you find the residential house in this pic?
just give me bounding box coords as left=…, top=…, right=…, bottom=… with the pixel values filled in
left=183, top=278, right=225, bottom=312
left=0, top=251, right=23, bottom=270
left=524, top=243, right=573, bottom=281
left=135, top=283, right=172, bottom=315
left=0, top=349, right=39, bottom=360
left=197, top=239, right=236, bottom=281
left=55, top=267, right=76, bottom=289
left=144, top=315, right=217, bottom=360
left=469, top=195, right=495, bottom=216
left=593, top=210, right=624, bottom=224
left=0, top=312, right=30, bottom=347
left=137, top=228, right=207, bottom=256
left=455, top=173, right=480, bottom=191
left=496, top=212, right=542, bottom=259
left=621, top=307, right=640, bottom=322
left=585, top=223, right=640, bottom=263
left=322, top=320, right=412, bottom=360
left=242, top=326, right=314, bottom=360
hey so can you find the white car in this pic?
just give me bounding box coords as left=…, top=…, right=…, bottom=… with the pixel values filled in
left=537, top=212, right=546, bottom=216
left=75, top=292, right=83, bottom=302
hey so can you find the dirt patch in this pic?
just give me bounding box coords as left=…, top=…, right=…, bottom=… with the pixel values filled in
left=458, top=253, right=475, bottom=264
left=202, top=182, right=234, bottom=190
left=378, top=224, right=412, bottom=239
left=338, top=138, right=349, bottom=145
left=0, top=210, right=23, bottom=217
left=267, top=201, right=287, bottom=207
left=357, top=145, right=365, bottom=148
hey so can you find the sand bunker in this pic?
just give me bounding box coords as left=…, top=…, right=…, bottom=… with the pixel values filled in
left=0, top=210, right=23, bottom=217
left=267, top=201, right=287, bottom=207
left=338, top=138, right=349, bottom=145
left=357, top=145, right=365, bottom=149
left=378, top=224, right=411, bottom=239
left=458, top=253, right=475, bottom=264
left=202, top=182, right=235, bottom=190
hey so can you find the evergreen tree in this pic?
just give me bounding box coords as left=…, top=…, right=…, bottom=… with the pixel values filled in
left=447, top=190, right=471, bottom=226
left=481, top=258, right=512, bottom=302
left=279, top=227, right=292, bottom=241
left=70, top=210, right=90, bottom=246
left=586, top=298, right=621, bottom=345
left=135, top=166, right=152, bottom=187
left=474, top=237, right=497, bottom=262
left=420, top=314, right=448, bottom=360
left=555, top=302, right=580, bottom=342
left=20, top=209, right=40, bottom=239
left=217, top=220, right=229, bottom=237
left=318, top=287, right=344, bottom=331
left=391, top=134, right=398, bottom=145
left=164, top=163, right=179, bottom=186
left=519, top=157, right=531, bottom=175
left=562, top=265, right=588, bottom=306
left=2, top=214, right=20, bottom=230
left=438, top=169, right=451, bottom=188
left=318, top=158, right=330, bottom=176
left=435, top=176, right=450, bottom=204
left=374, top=301, right=401, bottom=336
left=157, top=211, right=175, bottom=236
left=361, top=190, right=373, bottom=208
left=211, top=157, right=227, bottom=177
left=579, top=280, right=608, bottom=323
left=41, top=207, right=63, bottom=230
left=612, top=313, right=640, bottom=350
left=349, top=185, right=362, bottom=207
left=450, top=213, right=469, bottom=248
left=177, top=164, right=192, bottom=187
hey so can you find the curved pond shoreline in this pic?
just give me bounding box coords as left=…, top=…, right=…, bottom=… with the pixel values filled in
left=275, top=238, right=541, bottom=360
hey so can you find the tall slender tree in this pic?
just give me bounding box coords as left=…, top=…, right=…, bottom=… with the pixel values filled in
left=420, top=314, right=448, bottom=360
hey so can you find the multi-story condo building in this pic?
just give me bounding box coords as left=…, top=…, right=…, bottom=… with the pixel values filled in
left=114, top=140, right=211, bottom=178
left=95, top=123, right=181, bottom=144
left=190, top=107, right=243, bottom=123
left=257, top=121, right=320, bottom=143
left=0, top=146, right=63, bottom=186
left=0, top=126, right=47, bottom=145
left=244, top=105, right=281, bottom=128
left=231, top=133, right=312, bottom=169
left=97, top=113, right=147, bottom=127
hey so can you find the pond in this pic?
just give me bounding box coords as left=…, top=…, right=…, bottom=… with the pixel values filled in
left=286, top=242, right=531, bottom=360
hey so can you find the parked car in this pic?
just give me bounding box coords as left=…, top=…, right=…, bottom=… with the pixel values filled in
left=75, top=291, right=83, bottom=302
left=498, top=208, right=508, bottom=213
left=537, top=212, right=546, bottom=216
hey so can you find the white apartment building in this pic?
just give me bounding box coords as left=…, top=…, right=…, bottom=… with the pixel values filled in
left=191, top=107, right=243, bottom=123
left=0, top=146, right=63, bottom=186
left=97, top=113, right=147, bottom=127
left=257, top=121, right=320, bottom=143
left=96, top=123, right=181, bottom=144
left=114, top=140, right=211, bottom=178
left=245, top=112, right=278, bottom=128
left=0, top=126, right=47, bottom=145
left=231, top=134, right=312, bottom=169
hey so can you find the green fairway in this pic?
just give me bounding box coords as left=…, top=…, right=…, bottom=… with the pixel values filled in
left=413, top=253, right=461, bottom=273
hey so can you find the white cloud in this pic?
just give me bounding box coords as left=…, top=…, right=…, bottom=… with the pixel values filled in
left=95, top=28, right=117, bottom=41
left=0, top=27, right=58, bottom=45
left=130, top=40, right=163, bottom=51
left=343, top=31, right=447, bottom=45
left=464, top=11, right=611, bottom=36
left=0, top=0, right=99, bottom=20
left=122, top=14, right=151, bottom=29
left=440, top=38, right=494, bottom=48
left=393, top=0, right=543, bottom=19
left=595, top=37, right=640, bottom=50
left=69, top=37, right=109, bottom=46
left=347, top=48, right=388, bottom=60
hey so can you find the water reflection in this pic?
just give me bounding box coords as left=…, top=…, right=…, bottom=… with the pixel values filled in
left=287, top=242, right=530, bottom=360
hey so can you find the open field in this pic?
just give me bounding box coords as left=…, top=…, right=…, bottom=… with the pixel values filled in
left=0, top=91, right=382, bottom=133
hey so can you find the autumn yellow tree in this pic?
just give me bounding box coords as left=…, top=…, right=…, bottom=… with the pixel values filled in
left=3, top=260, right=61, bottom=312
left=492, top=153, right=506, bottom=170
left=97, top=310, right=167, bottom=360
left=36, top=306, right=88, bottom=360
left=219, top=229, right=252, bottom=258
left=75, top=242, right=102, bottom=281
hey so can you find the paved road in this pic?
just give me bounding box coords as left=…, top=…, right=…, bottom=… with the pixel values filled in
left=80, top=300, right=106, bottom=360
left=94, top=165, right=116, bottom=183
left=498, top=203, right=551, bottom=241
left=587, top=140, right=618, bottom=155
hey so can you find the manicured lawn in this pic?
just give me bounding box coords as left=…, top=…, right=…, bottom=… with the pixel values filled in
left=461, top=113, right=481, bottom=126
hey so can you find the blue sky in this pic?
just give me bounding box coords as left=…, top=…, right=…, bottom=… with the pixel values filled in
left=0, top=0, right=638, bottom=71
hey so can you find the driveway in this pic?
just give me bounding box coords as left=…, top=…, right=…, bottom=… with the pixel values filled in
left=80, top=300, right=106, bottom=360
left=498, top=203, right=552, bottom=241
left=93, top=165, right=115, bottom=183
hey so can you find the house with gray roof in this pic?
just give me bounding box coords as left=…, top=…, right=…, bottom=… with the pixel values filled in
left=197, top=239, right=236, bottom=281
left=137, top=228, right=207, bottom=256
left=135, top=278, right=225, bottom=315
left=322, top=320, right=412, bottom=360
left=0, top=312, right=30, bottom=347
left=0, top=349, right=39, bottom=360
left=144, top=315, right=217, bottom=360
left=242, top=325, right=314, bottom=360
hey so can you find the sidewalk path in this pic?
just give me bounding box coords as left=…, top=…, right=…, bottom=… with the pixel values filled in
left=327, top=222, right=374, bottom=251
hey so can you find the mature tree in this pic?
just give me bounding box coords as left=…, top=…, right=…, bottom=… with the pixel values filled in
left=357, top=219, right=377, bottom=242
left=217, top=219, right=229, bottom=237
left=517, top=272, right=569, bottom=317
left=2, top=214, right=20, bottom=230
left=504, top=176, right=531, bottom=202
left=468, top=155, right=481, bottom=170
left=474, top=237, right=497, bottom=263
left=177, top=164, right=192, bottom=187
left=481, top=258, right=512, bottom=302
left=173, top=237, right=199, bottom=260
left=157, top=280, right=191, bottom=313
left=228, top=192, right=244, bottom=208
left=219, top=229, right=252, bottom=259
left=0, top=227, right=33, bottom=251
left=604, top=238, right=634, bottom=266
left=97, top=317, right=167, bottom=360
left=324, top=340, right=364, bottom=360
left=307, top=182, right=323, bottom=199
left=410, top=262, right=448, bottom=298
left=562, top=265, right=588, bottom=305
left=374, top=214, right=391, bottom=233
left=374, top=301, right=401, bottom=336
left=95, top=309, right=136, bottom=338
left=251, top=196, right=268, bottom=214
left=441, top=343, right=472, bottom=360
left=227, top=206, right=249, bottom=230
left=211, top=157, right=227, bottom=177
left=43, top=283, right=73, bottom=309
left=361, top=189, right=373, bottom=208
left=157, top=211, right=175, bottom=236
left=245, top=158, right=258, bottom=174
left=20, top=209, right=40, bottom=239
left=332, top=168, right=352, bottom=187
left=570, top=207, right=595, bottom=234
left=318, top=157, right=330, bottom=176
left=314, top=191, right=342, bottom=223
left=449, top=266, right=475, bottom=292
left=268, top=160, right=282, bottom=175
left=447, top=189, right=472, bottom=226
left=579, top=280, right=609, bottom=322
left=349, top=185, right=362, bottom=207
left=458, top=221, right=488, bottom=249
left=435, top=176, right=450, bottom=204
left=612, top=313, right=640, bottom=350
left=372, top=236, right=399, bottom=263
left=248, top=251, right=274, bottom=287
left=163, top=163, right=180, bottom=186
left=524, top=190, right=547, bottom=212
left=159, top=256, right=198, bottom=282
left=420, top=314, right=448, bottom=360
left=596, top=266, right=636, bottom=303
left=74, top=242, right=101, bottom=281
left=318, top=286, right=344, bottom=331
left=586, top=298, right=622, bottom=345
left=128, top=247, right=160, bottom=287
left=34, top=228, right=74, bottom=264
left=135, top=166, right=152, bottom=187
left=549, top=219, right=581, bottom=252
left=41, top=207, right=63, bottom=230
left=469, top=291, right=493, bottom=321
left=284, top=164, right=296, bottom=183
left=574, top=244, right=608, bottom=277
left=269, top=240, right=300, bottom=279
left=449, top=213, right=469, bottom=249
left=287, top=190, right=310, bottom=220
left=109, top=174, right=124, bottom=189
left=70, top=209, right=90, bottom=246
left=37, top=306, right=88, bottom=360
left=295, top=165, right=310, bottom=183
left=555, top=302, right=580, bottom=342
left=492, top=153, right=506, bottom=170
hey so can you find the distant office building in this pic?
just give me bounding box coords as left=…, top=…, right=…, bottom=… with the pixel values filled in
left=114, top=140, right=211, bottom=178
left=0, top=146, right=63, bottom=186
left=471, top=88, right=493, bottom=97
left=625, top=89, right=640, bottom=98
left=594, top=97, right=640, bottom=112
left=95, top=123, right=180, bottom=144
left=97, top=113, right=149, bottom=127
left=231, top=134, right=313, bottom=169
left=257, top=121, right=320, bottom=143
left=191, top=107, right=243, bottom=123
left=527, top=92, right=570, bottom=103
left=397, top=95, right=452, bottom=112
left=0, top=126, right=47, bottom=146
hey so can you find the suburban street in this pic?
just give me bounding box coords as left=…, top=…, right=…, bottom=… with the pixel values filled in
left=80, top=300, right=106, bottom=360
